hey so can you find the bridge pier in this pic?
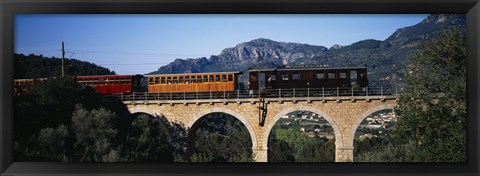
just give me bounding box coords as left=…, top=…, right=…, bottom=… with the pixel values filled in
left=252, top=148, right=268, bottom=162
left=336, top=146, right=354, bottom=162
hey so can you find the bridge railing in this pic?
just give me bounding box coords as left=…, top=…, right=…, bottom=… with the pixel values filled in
left=118, top=86, right=400, bottom=101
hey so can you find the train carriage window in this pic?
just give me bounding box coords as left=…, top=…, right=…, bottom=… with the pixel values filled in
left=316, top=72, right=325, bottom=79
left=250, top=74, right=257, bottom=81
left=228, top=74, right=233, bottom=82
left=167, top=77, right=172, bottom=84
left=351, top=70, right=357, bottom=79
left=173, top=77, right=178, bottom=84
left=216, top=75, right=220, bottom=82
left=292, top=73, right=301, bottom=80
left=280, top=73, right=289, bottom=80
left=328, top=71, right=336, bottom=79
left=179, top=76, right=184, bottom=84
left=197, top=76, right=202, bottom=83
left=340, top=72, right=347, bottom=79
left=268, top=74, right=276, bottom=81
left=121, top=79, right=125, bottom=84
left=126, top=78, right=131, bottom=84
left=359, top=70, right=365, bottom=77
left=209, top=75, right=214, bottom=82
left=185, top=76, right=190, bottom=84
left=161, top=77, right=166, bottom=84
left=191, top=76, right=195, bottom=83
left=221, top=75, right=227, bottom=82
left=153, top=77, right=158, bottom=84
left=203, top=75, right=208, bottom=83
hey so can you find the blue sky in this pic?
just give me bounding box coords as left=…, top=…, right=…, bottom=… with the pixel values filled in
left=15, top=14, right=428, bottom=75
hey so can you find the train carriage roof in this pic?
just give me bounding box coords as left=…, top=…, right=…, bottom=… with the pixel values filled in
left=74, top=74, right=142, bottom=79
left=145, top=71, right=242, bottom=77
left=249, top=66, right=367, bottom=72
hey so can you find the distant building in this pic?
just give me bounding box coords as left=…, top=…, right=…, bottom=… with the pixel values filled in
left=359, top=134, right=378, bottom=141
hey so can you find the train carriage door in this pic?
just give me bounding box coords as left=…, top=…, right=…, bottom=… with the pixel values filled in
left=259, top=72, right=266, bottom=91
left=350, top=70, right=358, bottom=87
left=249, top=72, right=257, bottom=90
left=249, top=71, right=265, bottom=91
left=267, top=73, right=276, bottom=89
left=132, top=75, right=142, bottom=93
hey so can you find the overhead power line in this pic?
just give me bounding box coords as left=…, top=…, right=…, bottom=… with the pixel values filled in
left=97, top=63, right=170, bottom=66
left=69, top=50, right=210, bottom=57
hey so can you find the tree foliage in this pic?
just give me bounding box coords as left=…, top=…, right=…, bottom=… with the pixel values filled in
left=355, top=140, right=416, bottom=162
left=393, top=27, right=466, bottom=162
left=71, top=105, right=121, bottom=162
left=14, top=77, right=99, bottom=142
left=123, top=114, right=174, bottom=162
left=189, top=113, right=253, bottom=162
left=14, top=53, right=115, bottom=79
left=14, top=77, right=176, bottom=162
left=268, top=117, right=335, bottom=162
left=17, top=125, right=70, bottom=161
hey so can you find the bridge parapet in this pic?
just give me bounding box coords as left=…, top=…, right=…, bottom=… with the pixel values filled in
left=122, top=95, right=398, bottom=105
left=119, top=86, right=401, bottom=102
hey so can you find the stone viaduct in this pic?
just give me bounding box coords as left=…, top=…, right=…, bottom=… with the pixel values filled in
left=124, top=95, right=398, bottom=162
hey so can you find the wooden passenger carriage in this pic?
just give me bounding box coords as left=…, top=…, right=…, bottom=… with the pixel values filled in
left=249, top=65, right=368, bottom=90
left=146, top=72, right=242, bottom=93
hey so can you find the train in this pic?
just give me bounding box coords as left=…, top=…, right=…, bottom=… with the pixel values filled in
left=14, top=65, right=369, bottom=97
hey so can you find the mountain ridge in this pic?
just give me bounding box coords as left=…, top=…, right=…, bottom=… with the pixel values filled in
left=149, top=14, right=466, bottom=87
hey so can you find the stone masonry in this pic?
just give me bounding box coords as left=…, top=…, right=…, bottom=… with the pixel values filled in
left=125, top=95, right=397, bottom=162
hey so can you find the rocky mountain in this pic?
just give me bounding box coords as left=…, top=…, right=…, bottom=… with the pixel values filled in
left=149, top=14, right=465, bottom=87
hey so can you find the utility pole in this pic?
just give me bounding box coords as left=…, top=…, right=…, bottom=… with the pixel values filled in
left=62, top=41, right=65, bottom=77
left=258, top=58, right=261, bottom=125
left=257, top=55, right=265, bottom=126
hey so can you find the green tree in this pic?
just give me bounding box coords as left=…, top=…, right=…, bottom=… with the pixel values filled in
left=71, top=105, right=121, bottom=162
left=394, top=27, right=466, bottom=162
left=14, top=53, right=114, bottom=79
left=268, top=138, right=295, bottom=162
left=17, top=125, right=71, bottom=161
left=269, top=128, right=335, bottom=162
left=14, top=77, right=133, bottom=162
left=355, top=140, right=416, bottom=162
left=123, top=114, right=174, bottom=162
left=189, top=113, right=253, bottom=162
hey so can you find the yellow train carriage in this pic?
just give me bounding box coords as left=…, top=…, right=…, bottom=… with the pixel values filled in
left=146, top=72, right=242, bottom=93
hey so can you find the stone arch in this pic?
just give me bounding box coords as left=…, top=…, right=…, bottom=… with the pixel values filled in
left=348, top=104, right=396, bottom=147
left=187, top=107, right=258, bottom=150
left=127, top=106, right=162, bottom=118
left=127, top=106, right=171, bottom=133
left=262, top=105, right=343, bottom=154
